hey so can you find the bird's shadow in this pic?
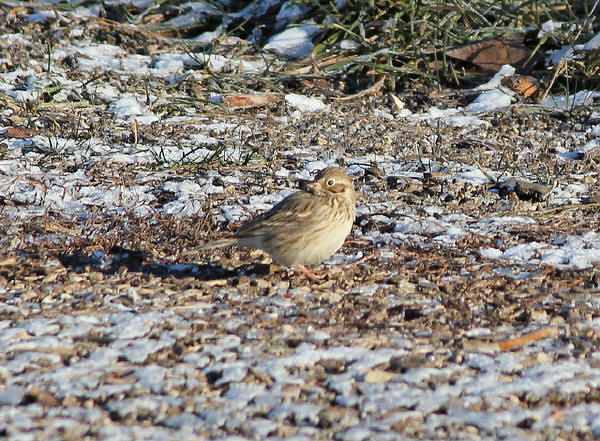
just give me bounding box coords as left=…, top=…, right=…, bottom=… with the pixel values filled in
left=56, top=246, right=270, bottom=280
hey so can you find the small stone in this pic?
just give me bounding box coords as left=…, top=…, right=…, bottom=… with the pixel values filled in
left=582, top=194, right=600, bottom=204
left=27, top=386, right=60, bottom=407
left=314, top=291, right=342, bottom=304
left=363, top=369, right=396, bottom=383
left=319, top=406, right=359, bottom=429
left=389, top=355, right=430, bottom=372
left=320, top=359, right=346, bottom=374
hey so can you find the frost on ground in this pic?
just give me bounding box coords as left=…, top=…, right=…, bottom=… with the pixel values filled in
left=1, top=3, right=600, bottom=441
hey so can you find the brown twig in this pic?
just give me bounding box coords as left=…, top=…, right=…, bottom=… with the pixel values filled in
left=498, top=326, right=559, bottom=351
left=332, top=75, right=386, bottom=102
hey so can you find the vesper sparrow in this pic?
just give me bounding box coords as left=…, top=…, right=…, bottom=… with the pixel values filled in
left=183, top=167, right=356, bottom=275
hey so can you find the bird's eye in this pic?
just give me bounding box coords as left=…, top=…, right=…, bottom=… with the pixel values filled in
left=327, top=179, right=335, bottom=186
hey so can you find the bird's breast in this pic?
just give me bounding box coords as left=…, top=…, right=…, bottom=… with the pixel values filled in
left=275, top=210, right=353, bottom=266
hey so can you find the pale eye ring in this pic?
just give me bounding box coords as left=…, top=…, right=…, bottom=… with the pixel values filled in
left=326, top=179, right=335, bottom=186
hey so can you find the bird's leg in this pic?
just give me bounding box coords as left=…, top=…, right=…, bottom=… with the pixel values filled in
left=296, top=264, right=325, bottom=281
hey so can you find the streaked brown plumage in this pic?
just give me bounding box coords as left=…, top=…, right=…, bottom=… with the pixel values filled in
left=183, top=167, right=356, bottom=267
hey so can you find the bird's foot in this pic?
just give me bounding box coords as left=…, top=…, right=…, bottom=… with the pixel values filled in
left=296, top=264, right=326, bottom=281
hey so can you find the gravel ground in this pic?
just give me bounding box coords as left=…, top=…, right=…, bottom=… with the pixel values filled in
left=1, top=4, right=600, bottom=441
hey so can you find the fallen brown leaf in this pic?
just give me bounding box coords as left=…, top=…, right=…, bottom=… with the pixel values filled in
left=501, top=75, right=540, bottom=98
left=4, top=127, right=38, bottom=139
left=447, top=35, right=537, bottom=73
left=333, top=75, right=386, bottom=102
left=223, top=93, right=279, bottom=109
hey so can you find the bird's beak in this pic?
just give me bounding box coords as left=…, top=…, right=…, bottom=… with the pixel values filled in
left=300, top=179, right=320, bottom=193
left=306, top=182, right=321, bottom=193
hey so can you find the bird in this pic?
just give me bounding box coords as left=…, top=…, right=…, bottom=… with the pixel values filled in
left=182, top=167, right=356, bottom=277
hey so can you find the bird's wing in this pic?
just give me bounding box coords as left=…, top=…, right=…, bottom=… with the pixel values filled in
left=234, top=192, right=325, bottom=239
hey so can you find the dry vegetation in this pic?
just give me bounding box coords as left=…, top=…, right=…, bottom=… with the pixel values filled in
left=1, top=1, right=600, bottom=440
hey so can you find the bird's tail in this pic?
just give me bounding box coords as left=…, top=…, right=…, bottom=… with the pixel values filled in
left=179, top=238, right=237, bottom=257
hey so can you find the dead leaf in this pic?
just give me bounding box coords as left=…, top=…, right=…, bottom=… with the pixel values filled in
left=514, top=180, right=549, bottom=202
left=389, top=94, right=405, bottom=112
left=447, top=35, right=538, bottom=73
left=3, top=127, right=38, bottom=139
left=333, top=75, right=386, bottom=102
left=7, top=7, right=27, bottom=22
left=501, top=75, right=540, bottom=98
left=190, top=84, right=205, bottom=99
left=223, top=93, right=279, bottom=109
